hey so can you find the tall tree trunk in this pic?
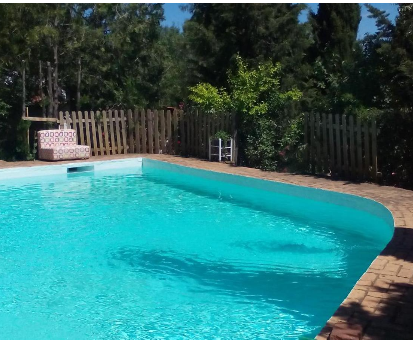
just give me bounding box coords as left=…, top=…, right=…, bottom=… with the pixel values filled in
left=53, top=45, right=59, bottom=118
left=39, top=61, right=46, bottom=118
left=76, top=57, right=81, bottom=112
left=21, top=60, right=26, bottom=118
left=47, top=61, right=53, bottom=118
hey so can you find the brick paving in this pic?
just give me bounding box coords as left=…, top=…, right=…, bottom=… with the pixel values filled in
left=2, top=154, right=413, bottom=339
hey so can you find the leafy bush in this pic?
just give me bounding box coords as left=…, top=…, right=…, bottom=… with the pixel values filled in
left=212, top=130, right=231, bottom=142
left=188, top=56, right=302, bottom=170
left=188, top=83, right=230, bottom=115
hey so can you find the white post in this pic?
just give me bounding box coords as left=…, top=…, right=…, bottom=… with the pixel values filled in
left=218, top=138, right=222, bottom=162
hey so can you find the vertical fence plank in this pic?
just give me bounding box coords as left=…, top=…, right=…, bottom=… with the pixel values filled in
left=304, top=113, right=308, bottom=164
left=322, top=113, right=328, bottom=173
left=102, top=111, right=110, bottom=155
left=371, top=120, right=377, bottom=180
left=188, top=112, right=193, bottom=156
left=207, top=114, right=211, bottom=159
left=127, top=109, right=134, bottom=153
left=160, top=110, right=166, bottom=153
left=65, top=111, right=71, bottom=129
left=328, top=114, right=335, bottom=174
left=90, top=111, right=98, bottom=156
left=364, top=121, right=370, bottom=178
left=356, top=117, right=363, bottom=177
left=192, top=112, right=197, bottom=156
left=173, top=109, right=179, bottom=154
left=70, top=112, right=77, bottom=143
left=180, top=111, right=186, bottom=156
left=342, top=114, right=349, bottom=177
left=199, top=112, right=203, bottom=158
left=349, top=115, right=356, bottom=177
left=59, top=111, right=64, bottom=128
left=195, top=110, right=200, bottom=157
left=108, top=110, right=116, bottom=154
left=134, top=109, right=141, bottom=153
left=310, top=113, right=315, bottom=174
left=96, top=111, right=104, bottom=156
left=197, top=111, right=201, bottom=158
left=335, top=114, right=342, bottom=176
left=191, top=111, right=196, bottom=156
left=78, top=111, right=85, bottom=146
left=154, top=110, right=160, bottom=154
left=72, top=111, right=80, bottom=144
left=114, top=110, right=122, bottom=154
left=120, top=110, right=127, bottom=154
left=203, top=113, right=208, bottom=158
left=147, top=109, right=153, bottom=154
left=84, top=111, right=91, bottom=150
left=141, top=109, right=146, bottom=153
left=166, top=110, right=172, bottom=154
left=315, top=113, right=321, bottom=173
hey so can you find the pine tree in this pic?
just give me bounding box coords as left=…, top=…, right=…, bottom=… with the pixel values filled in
left=184, top=4, right=310, bottom=88
left=391, top=4, right=413, bottom=114
left=311, top=4, right=361, bottom=66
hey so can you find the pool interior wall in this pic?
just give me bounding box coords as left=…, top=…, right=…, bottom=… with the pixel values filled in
left=0, top=157, right=394, bottom=240
left=142, top=158, right=394, bottom=243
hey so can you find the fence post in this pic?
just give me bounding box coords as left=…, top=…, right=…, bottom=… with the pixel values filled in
left=335, top=114, right=342, bottom=176
left=120, top=110, right=127, bottom=154
left=328, top=114, right=335, bottom=174
left=127, top=109, right=134, bottom=153
left=349, top=115, right=356, bottom=177
left=315, top=112, right=321, bottom=173
left=371, top=120, right=378, bottom=180
left=310, top=113, right=315, bottom=174
left=342, top=114, right=349, bottom=177
left=90, top=111, right=98, bottom=156
left=304, top=113, right=308, bottom=165
left=154, top=110, right=160, bottom=154
left=322, top=113, right=328, bottom=173
left=141, top=109, right=146, bottom=153
left=160, top=110, right=166, bottom=153
left=173, top=109, right=179, bottom=154
left=364, top=120, right=370, bottom=178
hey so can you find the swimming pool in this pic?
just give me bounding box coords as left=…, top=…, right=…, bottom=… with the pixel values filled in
left=0, top=158, right=393, bottom=339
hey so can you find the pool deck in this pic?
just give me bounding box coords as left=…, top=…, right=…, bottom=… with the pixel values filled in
left=2, top=154, right=413, bottom=339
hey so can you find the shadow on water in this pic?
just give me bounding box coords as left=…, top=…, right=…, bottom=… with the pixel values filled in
left=108, top=246, right=359, bottom=330
left=231, top=240, right=334, bottom=254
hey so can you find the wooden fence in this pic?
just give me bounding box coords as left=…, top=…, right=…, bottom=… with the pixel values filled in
left=53, top=109, right=235, bottom=160
left=304, top=113, right=378, bottom=179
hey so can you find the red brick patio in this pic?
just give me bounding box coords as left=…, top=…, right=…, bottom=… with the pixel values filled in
left=2, top=154, right=413, bottom=339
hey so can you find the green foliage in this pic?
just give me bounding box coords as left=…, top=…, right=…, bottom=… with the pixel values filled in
left=188, top=83, right=230, bottom=114
left=310, top=4, right=361, bottom=67
left=15, top=120, right=33, bottom=161
left=189, top=56, right=302, bottom=170
left=229, top=55, right=302, bottom=116
left=212, top=130, right=231, bottom=142
left=184, top=4, right=310, bottom=89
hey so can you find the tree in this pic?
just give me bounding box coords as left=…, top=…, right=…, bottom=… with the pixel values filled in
left=310, top=4, right=361, bottom=66
left=390, top=4, right=413, bottom=114
left=184, top=4, right=310, bottom=89
left=157, top=26, right=188, bottom=107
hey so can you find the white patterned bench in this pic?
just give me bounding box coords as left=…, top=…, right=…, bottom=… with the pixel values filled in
left=37, top=129, right=90, bottom=161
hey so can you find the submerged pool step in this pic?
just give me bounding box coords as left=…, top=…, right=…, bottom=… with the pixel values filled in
left=67, top=165, right=94, bottom=174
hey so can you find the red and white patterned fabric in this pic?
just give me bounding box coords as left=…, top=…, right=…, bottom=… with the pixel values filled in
left=37, top=129, right=90, bottom=161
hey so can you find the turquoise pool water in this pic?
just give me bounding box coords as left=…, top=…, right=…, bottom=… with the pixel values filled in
left=0, top=160, right=393, bottom=339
